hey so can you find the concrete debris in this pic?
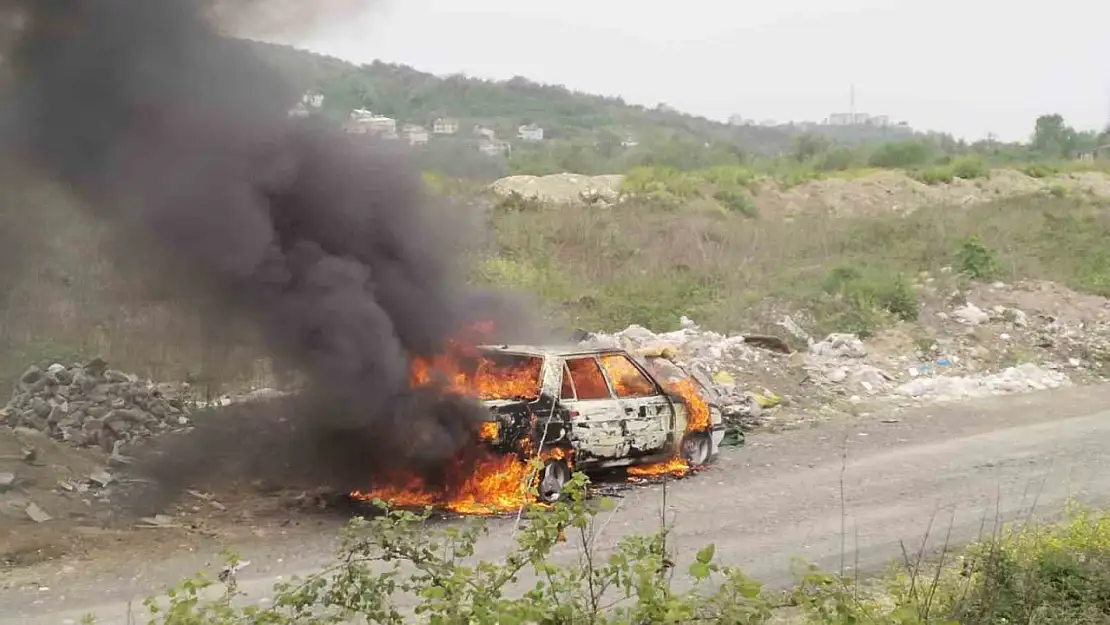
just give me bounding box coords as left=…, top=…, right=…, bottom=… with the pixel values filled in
left=137, top=514, right=181, bottom=528
left=25, top=501, right=52, bottom=523
left=2, top=360, right=194, bottom=452
left=953, top=303, right=990, bottom=325
left=490, top=173, right=625, bottom=206
left=580, top=295, right=1103, bottom=425
left=0, top=471, right=14, bottom=491
left=896, top=363, right=1071, bottom=401
left=809, top=334, right=867, bottom=359
left=88, top=469, right=114, bottom=488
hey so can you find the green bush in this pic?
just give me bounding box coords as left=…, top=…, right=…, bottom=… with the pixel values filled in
left=814, top=146, right=861, bottom=172
left=815, top=265, right=919, bottom=336
left=621, top=166, right=704, bottom=199
left=713, top=189, right=758, bottom=217
left=911, top=165, right=955, bottom=185
left=794, top=507, right=1110, bottom=625
left=950, top=155, right=990, bottom=179
left=122, top=472, right=775, bottom=625
left=956, top=235, right=1001, bottom=280
left=1020, top=162, right=1059, bottom=178
left=868, top=140, right=933, bottom=169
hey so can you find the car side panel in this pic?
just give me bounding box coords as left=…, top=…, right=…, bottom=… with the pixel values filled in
left=562, top=398, right=630, bottom=459
left=613, top=395, right=671, bottom=454
left=557, top=355, right=630, bottom=460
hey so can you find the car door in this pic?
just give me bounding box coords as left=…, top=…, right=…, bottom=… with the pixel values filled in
left=559, top=355, right=628, bottom=460
left=597, top=352, right=672, bottom=454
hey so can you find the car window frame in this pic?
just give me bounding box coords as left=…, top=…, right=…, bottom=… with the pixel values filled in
left=597, top=352, right=663, bottom=399
left=562, top=355, right=616, bottom=401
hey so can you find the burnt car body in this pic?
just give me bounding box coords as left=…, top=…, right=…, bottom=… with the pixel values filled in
left=469, top=344, right=726, bottom=500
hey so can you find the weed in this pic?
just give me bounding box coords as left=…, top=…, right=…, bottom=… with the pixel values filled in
left=950, top=155, right=990, bottom=179
left=814, top=265, right=919, bottom=337
left=911, top=165, right=955, bottom=185
left=493, top=190, right=547, bottom=213
left=713, top=189, right=758, bottom=217
left=119, top=472, right=776, bottom=625
left=956, top=235, right=1000, bottom=280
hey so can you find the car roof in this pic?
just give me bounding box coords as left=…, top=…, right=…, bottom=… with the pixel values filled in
left=477, top=344, right=628, bottom=358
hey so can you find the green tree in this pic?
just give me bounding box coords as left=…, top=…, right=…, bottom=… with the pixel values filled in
left=791, top=133, right=831, bottom=163
left=1032, top=113, right=1079, bottom=158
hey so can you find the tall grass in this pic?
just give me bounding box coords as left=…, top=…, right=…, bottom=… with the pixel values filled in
left=479, top=193, right=1110, bottom=335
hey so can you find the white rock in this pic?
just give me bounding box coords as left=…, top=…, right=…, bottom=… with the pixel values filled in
left=953, top=303, right=989, bottom=325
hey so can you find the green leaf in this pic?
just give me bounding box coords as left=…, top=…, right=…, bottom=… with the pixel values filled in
left=695, top=544, right=715, bottom=565
left=688, top=561, right=710, bottom=580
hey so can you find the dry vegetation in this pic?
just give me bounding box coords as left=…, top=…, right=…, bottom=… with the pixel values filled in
left=6, top=167, right=1110, bottom=393
left=0, top=172, right=274, bottom=396
left=479, top=185, right=1110, bottom=339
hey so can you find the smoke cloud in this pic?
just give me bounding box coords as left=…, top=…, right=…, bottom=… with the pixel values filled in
left=208, top=0, right=378, bottom=41
left=0, top=0, right=540, bottom=510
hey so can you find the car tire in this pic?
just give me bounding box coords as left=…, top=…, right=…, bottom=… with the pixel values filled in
left=681, top=432, right=712, bottom=467
left=538, top=459, right=571, bottom=503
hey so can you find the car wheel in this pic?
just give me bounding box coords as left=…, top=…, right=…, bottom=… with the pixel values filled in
left=538, top=459, right=571, bottom=503
left=681, top=432, right=712, bottom=467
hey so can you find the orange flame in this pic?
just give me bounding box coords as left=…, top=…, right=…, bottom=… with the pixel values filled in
left=627, top=456, right=691, bottom=478
left=350, top=323, right=563, bottom=515
left=623, top=377, right=712, bottom=480
left=351, top=451, right=534, bottom=515
left=669, top=377, right=710, bottom=433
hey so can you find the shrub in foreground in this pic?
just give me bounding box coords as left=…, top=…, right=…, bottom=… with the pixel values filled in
left=794, top=506, right=1110, bottom=624
left=126, top=471, right=774, bottom=625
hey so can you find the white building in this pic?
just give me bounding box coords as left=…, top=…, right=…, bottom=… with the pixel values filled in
left=432, top=117, right=459, bottom=134
left=344, top=111, right=397, bottom=138
left=473, top=125, right=497, bottom=140
left=302, top=91, right=325, bottom=109
left=478, top=140, right=511, bottom=157
left=517, top=124, right=544, bottom=141
left=401, top=124, right=429, bottom=146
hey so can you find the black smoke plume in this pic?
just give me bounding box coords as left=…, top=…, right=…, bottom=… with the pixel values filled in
left=0, top=0, right=539, bottom=510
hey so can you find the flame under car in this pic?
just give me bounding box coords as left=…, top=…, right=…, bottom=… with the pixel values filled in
left=472, top=344, right=726, bottom=502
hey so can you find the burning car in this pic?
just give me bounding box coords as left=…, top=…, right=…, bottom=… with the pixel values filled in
left=467, top=344, right=725, bottom=502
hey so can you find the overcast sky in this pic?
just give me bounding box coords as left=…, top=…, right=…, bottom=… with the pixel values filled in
left=293, top=0, right=1110, bottom=142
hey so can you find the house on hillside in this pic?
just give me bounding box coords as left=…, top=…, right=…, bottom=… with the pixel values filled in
left=478, top=139, right=511, bottom=157
left=401, top=124, right=429, bottom=146
left=288, top=102, right=310, bottom=118
left=302, top=91, right=325, bottom=109
left=473, top=125, right=497, bottom=140
left=344, top=111, right=397, bottom=138
left=517, top=124, right=544, bottom=141
left=433, top=118, right=460, bottom=134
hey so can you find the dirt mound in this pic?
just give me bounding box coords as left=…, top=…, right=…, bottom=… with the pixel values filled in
left=756, top=169, right=1110, bottom=217
left=0, top=427, right=113, bottom=565
left=489, top=173, right=624, bottom=205
left=490, top=168, right=1110, bottom=216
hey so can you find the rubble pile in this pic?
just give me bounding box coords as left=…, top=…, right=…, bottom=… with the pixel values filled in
left=1, top=358, right=193, bottom=454
left=581, top=282, right=1110, bottom=423
left=803, top=331, right=1073, bottom=403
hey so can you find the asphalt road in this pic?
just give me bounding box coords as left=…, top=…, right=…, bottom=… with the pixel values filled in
left=3, top=384, right=1110, bottom=624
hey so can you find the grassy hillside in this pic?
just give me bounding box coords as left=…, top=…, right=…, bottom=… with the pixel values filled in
left=248, top=41, right=798, bottom=152
left=243, top=42, right=1106, bottom=181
